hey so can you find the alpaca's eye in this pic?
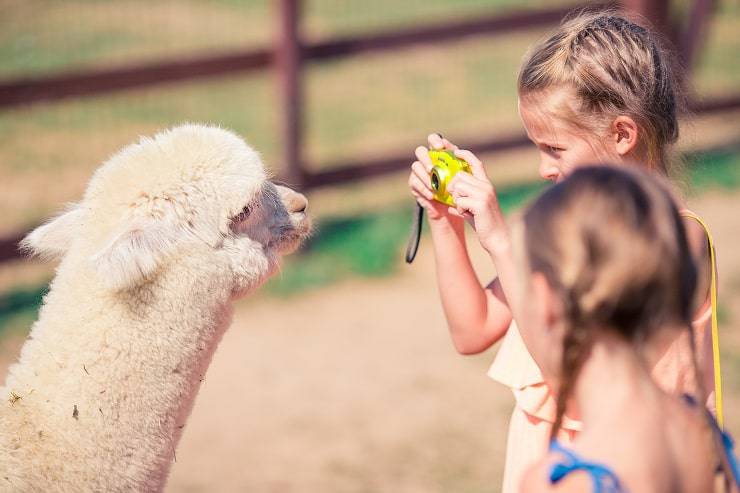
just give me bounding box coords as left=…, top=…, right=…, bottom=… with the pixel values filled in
left=235, top=204, right=252, bottom=222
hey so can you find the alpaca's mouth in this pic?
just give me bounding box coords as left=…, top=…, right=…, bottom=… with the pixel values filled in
left=271, top=213, right=312, bottom=254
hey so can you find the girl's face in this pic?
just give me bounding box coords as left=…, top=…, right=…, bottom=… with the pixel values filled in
left=519, top=93, right=619, bottom=183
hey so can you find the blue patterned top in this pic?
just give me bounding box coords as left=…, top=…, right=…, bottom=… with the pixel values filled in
left=548, top=440, right=624, bottom=493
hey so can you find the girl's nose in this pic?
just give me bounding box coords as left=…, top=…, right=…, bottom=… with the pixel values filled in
left=539, top=159, right=561, bottom=182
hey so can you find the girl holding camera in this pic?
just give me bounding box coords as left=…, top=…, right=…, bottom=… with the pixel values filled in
left=408, top=11, right=719, bottom=492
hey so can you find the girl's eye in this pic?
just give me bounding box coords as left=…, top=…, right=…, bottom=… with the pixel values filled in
left=547, top=145, right=564, bottom=153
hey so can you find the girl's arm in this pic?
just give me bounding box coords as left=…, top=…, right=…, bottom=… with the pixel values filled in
left=428, top=215, right=512, bottom=354
left=445, top=149, right=528, bottom=326
left=408, top=135, right=512, bottom=354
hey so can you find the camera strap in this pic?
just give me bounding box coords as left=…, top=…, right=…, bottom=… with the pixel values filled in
left=681, top=210, right=723, bottom=427
left=405, top=202, right=424, bottom=263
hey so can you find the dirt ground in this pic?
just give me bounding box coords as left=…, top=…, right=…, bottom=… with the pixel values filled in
left=1, top=189, right=739, bottom=493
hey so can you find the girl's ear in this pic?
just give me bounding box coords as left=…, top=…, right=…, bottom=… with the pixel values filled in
left=20, top=203, right=86, bottom=261
left=611, top=116, right=639, bottom=157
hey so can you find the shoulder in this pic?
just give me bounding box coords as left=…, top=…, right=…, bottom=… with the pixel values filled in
left=669, top=393, right=715, bottom=451
left=680, top=212, right=714, bottom=314
left=663, top=395, right=717, bottom=489
left=682, top=213, right=708, bottom=239
left=680, top=212, right=711, bottom=258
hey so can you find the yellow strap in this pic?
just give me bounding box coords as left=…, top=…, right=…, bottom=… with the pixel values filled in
left=681, top=210, right=723, bottom=428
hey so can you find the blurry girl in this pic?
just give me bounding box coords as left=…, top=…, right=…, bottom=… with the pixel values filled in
left=515, top=166, right=737, bottom=492
left=407, top=10, right=719, bottom=492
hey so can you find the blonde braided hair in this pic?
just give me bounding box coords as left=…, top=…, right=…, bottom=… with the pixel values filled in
left=518, top=10, right=684, bottom=174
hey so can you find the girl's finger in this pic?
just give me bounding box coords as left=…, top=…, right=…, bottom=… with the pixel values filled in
left=447, top=207, right=472, bottom=221
left=448, top=180, right=476, bottom=199
left=453, top=195, right=476, bottom=215
left=411, top=161, right=432, bottom=187
left=415, top=146, right=433, bottom=170
left=409, top=172, right=434, bottom=200
left=441, top=137, right=458, bottom=151
left=449, top=176, right=491, bottom=202
left=449, top=171, right=488, bottom=194
left=417, top=196, right=438, bottom=211
left=412, top=192, right=436, bottom=210
left=427, top=133, right=446, bottom=150
left=454, top=149, right=488, bottom=181
left=428, top=133, right=459, bottom=151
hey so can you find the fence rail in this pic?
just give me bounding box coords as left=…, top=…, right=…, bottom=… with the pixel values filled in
left=0, top=4, right=589, bottom=109
left=1, top=0, right=738, bottom=263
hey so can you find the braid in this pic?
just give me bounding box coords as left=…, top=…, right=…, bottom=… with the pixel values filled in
left=550, top=294, right=592, bottom=442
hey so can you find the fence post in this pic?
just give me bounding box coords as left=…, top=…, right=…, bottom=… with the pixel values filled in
left=277, top=0, right=305, bottom=190
left=621, top=0, right=673, bottom=42
left=679, top=0, right=716, bottom=75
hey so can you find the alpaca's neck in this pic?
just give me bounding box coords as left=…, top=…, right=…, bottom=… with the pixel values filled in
left=3, top=258, right=236, bottom=489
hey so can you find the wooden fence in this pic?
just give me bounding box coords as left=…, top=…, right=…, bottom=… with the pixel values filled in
left=0, top=0, right=738, bottom=262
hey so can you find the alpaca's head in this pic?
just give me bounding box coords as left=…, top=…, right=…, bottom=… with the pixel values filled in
left=21, top=124, right=311, bottom=297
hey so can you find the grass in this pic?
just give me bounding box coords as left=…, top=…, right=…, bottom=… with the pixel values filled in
left=0, top=284, right=47, bottom=337
left=687, top=143, right=740, bottom=192
left=4, top=0, right=732, bottom=80
left=0, top=1, right=273, bottom=78
left=0, top=0, right=574, bottom=79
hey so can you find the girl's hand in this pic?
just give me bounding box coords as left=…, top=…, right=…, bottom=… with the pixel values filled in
left=446, top=149, right=509, bottom=254
left=408, top=134, right=463, bottom=222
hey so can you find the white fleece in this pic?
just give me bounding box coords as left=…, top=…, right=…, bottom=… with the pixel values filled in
left=0, top=123, right=310, bottom=492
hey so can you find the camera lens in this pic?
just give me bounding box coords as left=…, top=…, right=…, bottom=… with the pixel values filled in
left=431, top=171, right=440, bottom=191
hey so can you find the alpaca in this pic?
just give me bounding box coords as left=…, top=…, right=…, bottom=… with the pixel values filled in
left=0, top=124, right=311, bottom=492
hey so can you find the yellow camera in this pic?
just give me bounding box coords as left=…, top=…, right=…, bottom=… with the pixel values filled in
left=429, top=149, right=471, bottom=206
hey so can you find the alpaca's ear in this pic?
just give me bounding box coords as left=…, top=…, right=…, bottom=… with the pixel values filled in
left=20, top=204, right=86, bottom=261
left=92, top=220, right=180, bottom=291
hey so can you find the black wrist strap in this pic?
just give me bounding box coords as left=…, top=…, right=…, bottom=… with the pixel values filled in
left=405, top=202, right=424, bottom=264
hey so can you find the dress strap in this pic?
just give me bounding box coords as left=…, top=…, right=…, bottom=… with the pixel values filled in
left=720, top=430, right=740, bottom=490
left=680, top=210, right=723, bottom=427
left=548, top=441, right=624, bottom=493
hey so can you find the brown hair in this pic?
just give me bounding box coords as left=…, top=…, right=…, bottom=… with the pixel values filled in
left=522, top=165, right=697, bottom=440
left=518, top=10, right=683, bottom=174
left=523, top=166, right=740, bottom=487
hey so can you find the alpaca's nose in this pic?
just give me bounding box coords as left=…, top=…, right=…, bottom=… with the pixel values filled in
left=275, top=184, right=308, bottom=214
left=278, top=188, right=307, bottom=214
left=288, top=192, right=308, bottom=213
